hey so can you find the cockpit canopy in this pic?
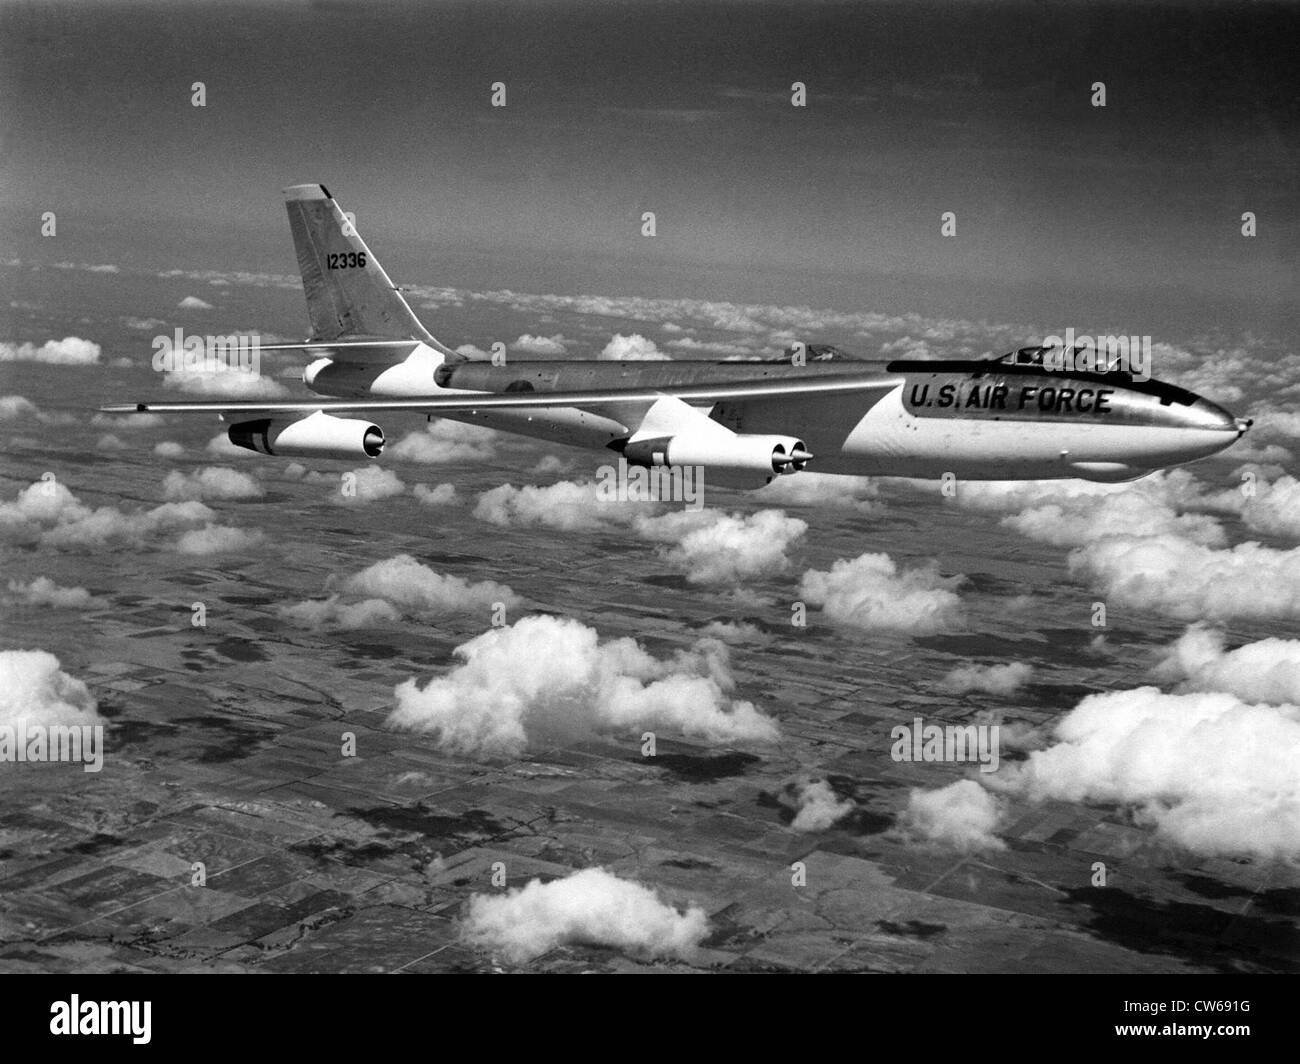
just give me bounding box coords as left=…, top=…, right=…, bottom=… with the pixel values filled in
left=994, top=343, right=1132, bottom=377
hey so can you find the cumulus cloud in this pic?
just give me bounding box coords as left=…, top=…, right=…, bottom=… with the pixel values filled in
left=532, top=455, right=568, bottom=476
left=0, top=395, right=39, bottom=421
left=175, top=525, right=264, bottom=555
left=163, top=370, right=289, bottom=398
left=162, top=466, right=264, bottom=501
left=0, top=337, right=101, bottom=364
left=461, top=867, right=708, bottom=963
left=122, top=316, right=167, bottom=331
left=415, top=284, right=1007, bottom=354
left=51, top=261, right=119, bottom=274
left=1220, top=441, right=1294, bottom=471
left=939, top=661, right=1034, bottom=696
left=756, top=472, right=881, bottom=512
left=900, top=779, right=1006, bottom=851
left=1069, top=536, right=1300, bottom=621
left=1233, top=475, right=1300, bottom=539
left=0, top=478, right=254, bottom=553
left=699, top=620, right=771, bottom=644
left=799, top=553, right=964, bottom=633
left=0, top=650, right=102, bottom=728
left=0, top=397, right=76, bottom=426
left=388, top=615, right=778, bottom=758
left=389, top=418, right=498, bottom=463
left=789, top=778, right=856, bottom=832
left=95, top=433, right=126, bottom=451
left=290, top=465, right=408, bottom=505
left=919, top=470, right=1195, bottom=517
left=511, top=333, right=567, bottom=355
left=177, top=295, right=214, bottom=310
left=280, top=596, right=401, bottom=629
left=154, top=441, right=185, bottom=458
left=598, top=333, right=669, bottom=360
left=413, top=482, right=459, bottom=506
left=998, top=687, right=1300, bottom=860
left=331, top=467, right=405, bottom=504
left=0, top=481, right=88, bottom=539
left=880, top=335, right=934, bottom=359
left=928, top=472, right=1300, bottom=623
left=1255, top=408, right=1300, bottom=440
left=1154, top=627, right=1300, bottom=706
left=342, top=554, right=516, bottom=613
left=475, top=480, right=635, bottom=532
left=633, top=508, right=807, bottom=584
left=90, top=412, right=167, bottom=430
left=282, top=554, right=518, bottom=629
left=3, top=577, right=103, bottom=609
left=1002, top=491, right=1225, bottom=548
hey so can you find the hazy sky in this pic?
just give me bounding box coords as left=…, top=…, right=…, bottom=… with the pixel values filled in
left=3, top=0, right=1297, bottom=338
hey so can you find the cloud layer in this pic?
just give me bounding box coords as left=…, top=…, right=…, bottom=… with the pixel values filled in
left=998, top=686, right=1300, bottom=859
left=634, top=509, right=807, bottom=584
left=281, top=554, right=519, bottom=629
left=461, top=867, right=708, bottom=963
left=922, top=471, right=1300, bottom=623
left=1154, top=627, right=1300, bottom=707
left=162, top=466, right=264, bottom=502
left=0, top=337, right=100, bottom=364
left=939, top=661, right=1033, bottom=695
left=799, top=553, right=964, bottom=633
left=389, top=418, right=499, bottom=463
left=789, top=778, right=856, bottom=832
left=388, top=615, right=778, bottom=757
left=900, top=779, right=1006, bottom=851
left=0, top=650, right=102, bottom=728
left=0, top=479, right=262, bottom=554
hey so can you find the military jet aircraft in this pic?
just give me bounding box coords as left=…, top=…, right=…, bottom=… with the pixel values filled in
left=104, top=184, right=1251, bottom=487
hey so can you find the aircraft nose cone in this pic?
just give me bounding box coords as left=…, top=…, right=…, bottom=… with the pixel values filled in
left=1155, top=393, right=1247, bottom=463
left=1178, top=396, right=1240, bottom=433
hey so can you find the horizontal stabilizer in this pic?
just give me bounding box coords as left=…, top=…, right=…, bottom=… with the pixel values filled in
left=254, top=339, right=422, bottom=365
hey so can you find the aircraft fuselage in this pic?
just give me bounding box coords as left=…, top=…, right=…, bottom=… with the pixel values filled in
left=304, top=349, right=1247, bottom=482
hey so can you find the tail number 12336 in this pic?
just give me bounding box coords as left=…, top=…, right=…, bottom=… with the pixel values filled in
left=327, top=252, right=366, bottom=270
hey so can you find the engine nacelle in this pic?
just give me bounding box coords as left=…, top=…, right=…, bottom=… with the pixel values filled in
left=228, top=410, right=384, bottom=459
left=623, top=431, right=811, bottom=488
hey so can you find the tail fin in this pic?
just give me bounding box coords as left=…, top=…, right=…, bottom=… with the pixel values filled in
left=282, top=184, right=462, bottom=360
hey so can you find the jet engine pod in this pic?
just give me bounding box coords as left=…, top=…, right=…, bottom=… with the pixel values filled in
left=666, top=432, right=811, bottom=476
left=621, top=431, right=811, bottom=489
left=228, top=410, right=384, bottom=459
left=624, top=432, right=810, bottom=475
